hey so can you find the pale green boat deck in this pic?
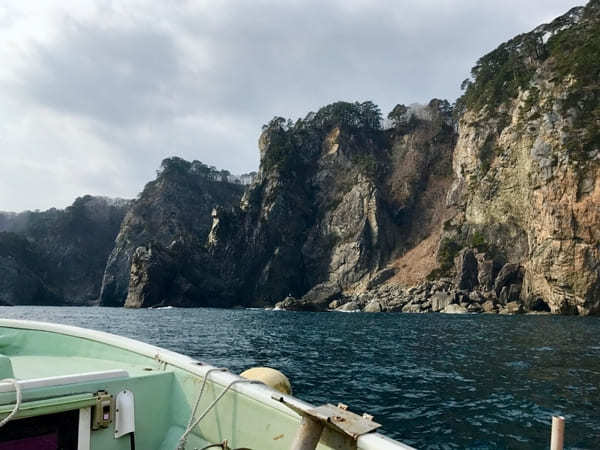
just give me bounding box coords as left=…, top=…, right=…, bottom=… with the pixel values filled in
left=0, top=320, right=411, bottom=450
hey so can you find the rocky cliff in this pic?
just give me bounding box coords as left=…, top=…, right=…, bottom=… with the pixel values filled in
left=1, top=1, right=598, bottom=314
left=0, top=195, right=129, bottom=305
left=206, top=100, right=456, bottom=308
left=440, top=0, right=600, bottom=315
left=99, top=157, right=245, bottom=307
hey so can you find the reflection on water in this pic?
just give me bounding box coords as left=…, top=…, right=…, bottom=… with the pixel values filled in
left=1, top=306, right=599, bottom=449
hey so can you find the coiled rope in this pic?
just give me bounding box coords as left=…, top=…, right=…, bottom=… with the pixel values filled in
left=0, top=378, right=22, bottom=428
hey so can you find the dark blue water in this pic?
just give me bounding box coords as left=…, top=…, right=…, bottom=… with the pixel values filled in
left=0, top=307, right=598, bottom=449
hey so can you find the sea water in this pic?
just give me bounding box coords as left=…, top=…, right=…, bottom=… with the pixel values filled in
left=1, top=306, right=598, bottom=449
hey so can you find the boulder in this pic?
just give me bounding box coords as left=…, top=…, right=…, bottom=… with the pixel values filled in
left=468, top=290, right=484, bottom=303
left=442, top=304, right=468, bottom=314
left=301, top=282, right=342, bottom=307
left=275, top=296, right=320, bottom=311
left=431, top=292, right=453, bottom=312
left=494, top=263, right=522, bottom=296
left=328, top=298, right=344, bottom=309
left=336, top=301, right=360, bottom=312
left=482, top=300, right=497, bottom=313
left=500, top=301, right=524, bottom=314
left=477, top=259, right=495, bottom=290
left=364, top=300, right=383, bottom=313
left=467, top=303, right=483, bottom=313
left=454, top=248, right=478, bottom=290
left=402, top=303, right=422, bottom=313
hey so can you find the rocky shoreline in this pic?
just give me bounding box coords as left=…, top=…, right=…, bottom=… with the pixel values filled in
left=276, top=247, right=543, bottom=315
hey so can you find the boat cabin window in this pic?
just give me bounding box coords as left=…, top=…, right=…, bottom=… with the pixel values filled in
left=0, top=410, right=78, bottom=450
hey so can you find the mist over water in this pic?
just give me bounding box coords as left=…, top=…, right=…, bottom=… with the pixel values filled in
left=1, top=306, right=599, bottom=449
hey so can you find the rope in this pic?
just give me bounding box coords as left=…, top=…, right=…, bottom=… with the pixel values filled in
left=187, top=368, right=228, bottom=433
left=176, top=373, right=261, bottom=450
left=0, top=378, right=21, bottom=428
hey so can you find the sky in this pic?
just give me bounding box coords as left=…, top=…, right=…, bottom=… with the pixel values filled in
left=0, top=0, right=585, bottom=212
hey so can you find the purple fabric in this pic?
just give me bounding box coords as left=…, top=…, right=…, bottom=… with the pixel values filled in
left=0, top=433, right=58, bottom=450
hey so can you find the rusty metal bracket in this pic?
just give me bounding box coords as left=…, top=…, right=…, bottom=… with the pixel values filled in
left=272, top=395, right=381, bottom=440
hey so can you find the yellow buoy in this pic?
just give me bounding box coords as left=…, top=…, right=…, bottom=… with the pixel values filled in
left=240, top=367, right=292, bottom=395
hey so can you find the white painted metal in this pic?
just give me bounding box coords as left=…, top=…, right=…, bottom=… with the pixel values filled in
left=114, top=390, right=135, bottom=438
left=0, top=370, right=128, bottom=393
left=290, top=417, right=324, bottom=450
left=78, top=407, right=91, bottom=450
left=358, top=432, right=416, bottom=450
left=550, top=415, right=565, bottom=450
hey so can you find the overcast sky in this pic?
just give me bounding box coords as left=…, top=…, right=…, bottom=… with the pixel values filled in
left=0, top=0, right=584, bottom=211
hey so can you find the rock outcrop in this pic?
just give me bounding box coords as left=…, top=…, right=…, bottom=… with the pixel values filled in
left=207, top=100, right=456, bottom=307
left=0, top=196, right=129, bottom=305
left=1, top=2, right=598, bottom=314
left=100, top=157, right=244, bottom=306
left=442, top=0, right=600, bottom=315
left=0, top=232, right=59, bottom=306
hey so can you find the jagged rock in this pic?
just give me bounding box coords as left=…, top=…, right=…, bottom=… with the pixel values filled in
left=455, top=291, right=469, bottom=304
left=442, top=304, right=468, bottom=314
left=100, top=157, right=244, bottom=307
left=4, top=2, right=599, bottom=314
left=468, top=291, right=484, bottom=303
left=443, top=0, right=600, bottom=314
left=402, top=303, right=422, bottom=313
left=366, top=268, right=396, bottom=290
left=494, top=264, right=522, bottom=296
left=482, top=300, right=497, bottom=313
left=507, top=283, right=522, bottom=302
left=301, top=282, right=342, bottom=307
left=455, top=248, right=478, bottom=290
left=467, top=303, right=483, bottom=313
left=0, top=233, right=60, bottom=306
left=364, top=300, right=383, bottom=313
left=477, top=259, right=495, bottom=290
left=125, top=244, right=177, bottom=308
left=328, top=299, right=344, bottom=309
left=0, top=196, right=129, bottom=305
left=431, top=292, right=453, bottom=312
left=498, top=286, right=509, bottom=304
left=275, top=296, right=321, bottom=312
left=500, top=301, right=524, bottom=314
left=336, top=301, right=360, bottom=312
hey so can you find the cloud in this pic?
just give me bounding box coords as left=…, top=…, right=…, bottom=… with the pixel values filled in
left=0, top=0, right=585, bottom=211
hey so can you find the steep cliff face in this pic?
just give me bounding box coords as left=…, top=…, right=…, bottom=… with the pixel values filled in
left=0, top=196, right=129, bottom=305
left=3, top=3, right=597, bottom=314
left=0, top=232, right=59, bottom=305
left=207, top=101, right=456, bottom=308
left=443, top=1, right=600, bottom=314
left=99, top=157, right=244, bottom=306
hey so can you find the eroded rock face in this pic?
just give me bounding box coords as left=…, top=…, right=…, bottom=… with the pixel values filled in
left=207, top=101, right=456, bottom=307
left=455, top=248, right=478, bottom=290
left=99, top=158, right=244, bottom=306
left=0, top=232, right=59, bottom=306
left=442, top=1, right=600, bottom=315
left=125, top=245, right=176, bottom=308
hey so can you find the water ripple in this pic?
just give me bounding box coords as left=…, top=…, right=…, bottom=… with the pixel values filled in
left=1, top=307, right=599, bottom=449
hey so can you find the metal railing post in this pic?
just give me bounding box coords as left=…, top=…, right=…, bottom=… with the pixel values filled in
left=550, top=416, right=564, bottom=450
